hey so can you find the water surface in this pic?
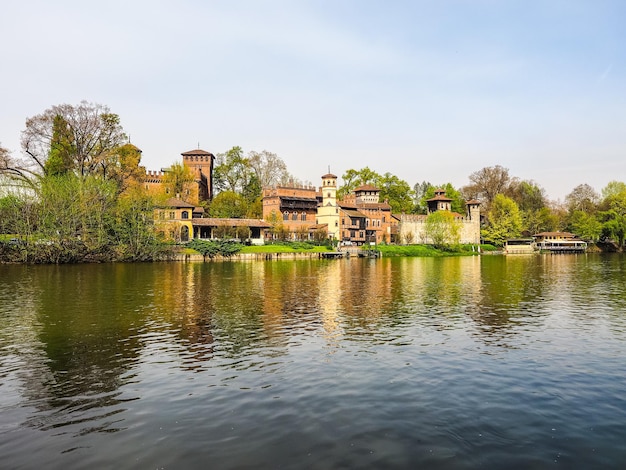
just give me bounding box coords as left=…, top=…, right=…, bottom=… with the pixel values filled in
left=1, top=254, right=626, bottom=468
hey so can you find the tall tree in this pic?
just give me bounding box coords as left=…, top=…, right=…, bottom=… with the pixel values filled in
left=338, top=167, right=380, bottom=198
left=247, top=150, right=291, bottom=188
left=481, top=194, right=523, bottom=246
left=509, top=180, right=546, bottom=213
left=413, top=181, right=433, bottom=214
left=162, top=162, right=195, bottom=200
left=462, top=165, right=516, bottom=211
left=20, top=101, right=126, bottom=179
left=378, top=172, right=415, bottom=214
left=565, top=184, right=599, bottom=214
left=213, top=146, right=252, bottom=194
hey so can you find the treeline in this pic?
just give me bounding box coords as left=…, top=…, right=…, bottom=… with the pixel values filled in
left=1, top=101, right=625, bottom=264
left=334, top=163, right=626, bottom=248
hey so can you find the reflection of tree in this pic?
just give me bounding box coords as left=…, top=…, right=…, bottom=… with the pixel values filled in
left=21, top=265, right=152, bottom=433
left=471, top=256, right=547, bottom=345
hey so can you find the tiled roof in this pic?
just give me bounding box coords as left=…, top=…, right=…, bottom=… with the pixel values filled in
left=321, top=173, right=337, bottom=178
left=181, top=149, right=214, bottom=156
left=192, top=218, right=271, bottom=228
left=164, top=197, right=195, bottom=208
left=426, top=194, right=452, bottom=202
left=354, top=184, right=380, bottom=192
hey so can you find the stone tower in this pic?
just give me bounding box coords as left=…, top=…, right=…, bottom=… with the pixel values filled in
left=181, top=149, right=215, bottom=201
left=317, top=173, right=340, bottom=241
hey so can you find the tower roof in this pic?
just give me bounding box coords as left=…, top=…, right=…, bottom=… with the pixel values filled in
left=181, top=149, right=215, bottom=157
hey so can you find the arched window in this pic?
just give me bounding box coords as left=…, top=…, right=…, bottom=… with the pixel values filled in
left=181, top=211, right=189, bottom=219
left=283, top=211, right=289, bottom=221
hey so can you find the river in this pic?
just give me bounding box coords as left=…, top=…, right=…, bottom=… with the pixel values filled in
left=1, top=254, right=626, bottom=469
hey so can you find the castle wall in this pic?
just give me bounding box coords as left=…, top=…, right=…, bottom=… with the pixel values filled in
left=399, top=212, right=481, bottom=245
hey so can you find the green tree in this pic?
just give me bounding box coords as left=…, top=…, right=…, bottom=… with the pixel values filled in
left=162, top=162, right=195, bottom=200
left=598, top=184, right=626, bottom=247
left=569, top=211, right=602, bottom=241
left=112, top=186, right=163, bottom=261
left=482, top=194, right=523, bottom=246
left=209, top=190, right=248, bottom=218
left=422, top=183, right=465, bottom=214
left=105, top=143, right=145, bottom=194
left=44, top=115, right=75, bottom=176
left=412, top=181, right=433, bottom=213
left=338, top=167, right=380, bottom=198
left=424, top=210, right=461, bottom=248
left=378, top=172, right=414, bottom=214
left=213, top=146, right=252, bottom=194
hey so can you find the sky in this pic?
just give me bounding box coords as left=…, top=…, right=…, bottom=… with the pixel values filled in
left=1, top=0, right=624, bottom=201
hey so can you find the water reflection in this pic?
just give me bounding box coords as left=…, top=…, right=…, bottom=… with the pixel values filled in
left=2, top=255, right=626, bottom=468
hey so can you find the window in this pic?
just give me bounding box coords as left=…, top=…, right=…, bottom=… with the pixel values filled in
left=181, top=211, right=189, bottom=219
left=301, top=213, right=307, bottom=221
left=292, top=212, right=298, bottom=221
left=169, top=211, right=175, bottom=219
left=283, top=211, right=289, bottom=221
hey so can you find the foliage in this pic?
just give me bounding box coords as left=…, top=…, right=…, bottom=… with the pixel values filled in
left=424, top=210, right=462, bottom=248
left=565, top=183, right=599, bottom=214
left=412, top=181, right=433, bottom=213
left=247, top=150, right=292, bottom=188
left=481, top=194, right=523, bottom=246
left=186, top=239, right=242, bottom=260
left=462, top=165, right=516, bottom=212
left=569, top=210, right=602, bottom=241
left=213, top=146, right=251, bottom=194
left=162, top=162, right=195, bottom=200
left=509, top=180, right=546, bottom=213
left=24, top=101, right=126, bottom=179
left=338, top=167, right=415, bottom=213
left=209, top=190, right=248, bottom=218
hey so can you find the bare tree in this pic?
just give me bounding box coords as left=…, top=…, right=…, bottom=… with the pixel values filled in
left=19, top=101, right=126, bottom=179
left=565, top=183, right=600, bottom=213
left=247, top=150, right=291, bottom=188
left=462, top=165, right=517, bottom=209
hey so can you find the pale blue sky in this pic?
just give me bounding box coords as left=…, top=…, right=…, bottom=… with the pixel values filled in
left=1, top=0, right=624, bottom=201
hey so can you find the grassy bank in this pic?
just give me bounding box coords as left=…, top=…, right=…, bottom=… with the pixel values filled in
left=372, top=244, right=493, bottom=257
left=240, top=242, right=333, bottom=254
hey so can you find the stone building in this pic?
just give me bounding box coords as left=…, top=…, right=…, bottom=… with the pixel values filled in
left=144, top=148, right=215, bottom=205
left=261, top=183, right=320, bottom=240
left=398, top=189, right=481, bottom=244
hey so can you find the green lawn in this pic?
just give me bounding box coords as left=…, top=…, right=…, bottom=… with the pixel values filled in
left=240, top=244, right=333, bottom=254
